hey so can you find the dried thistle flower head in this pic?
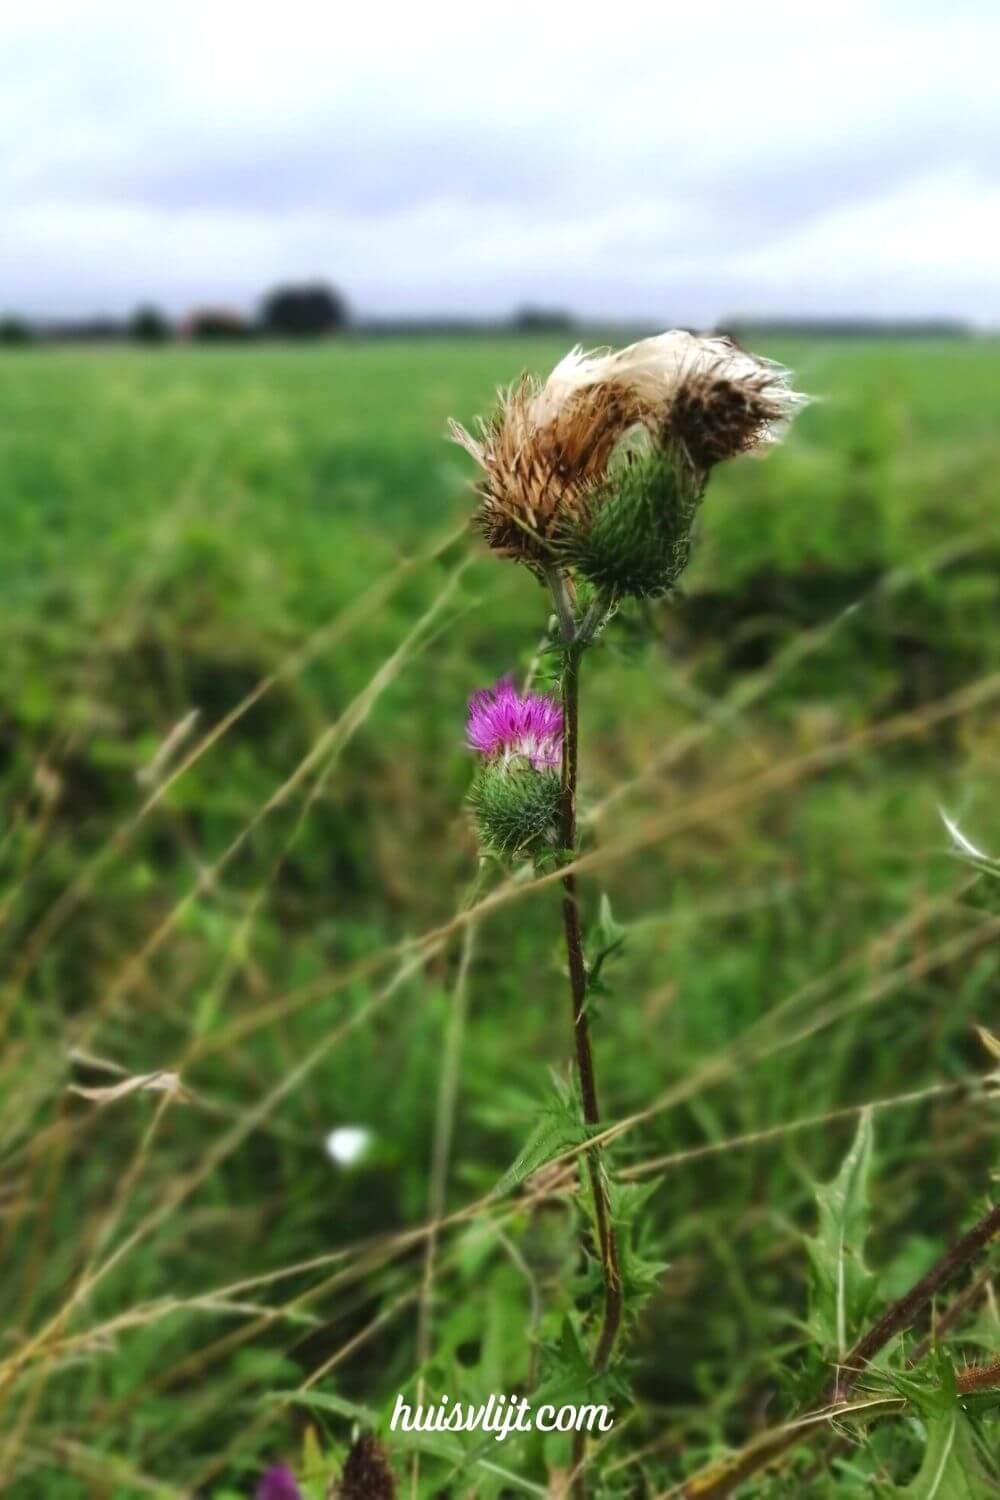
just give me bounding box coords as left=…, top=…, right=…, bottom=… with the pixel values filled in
left=663, top=341, right=807, bottom=469
left=449, top=374, right=645, bottom=564
left=449, top=331, right=805, bottom=572
left=334, top=1433, right=396, bottom=1500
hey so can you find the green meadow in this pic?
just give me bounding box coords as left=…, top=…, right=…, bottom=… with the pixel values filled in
left=1, top=336, right=998, bottom=1496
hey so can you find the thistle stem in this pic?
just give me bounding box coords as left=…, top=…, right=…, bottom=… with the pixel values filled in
left=545, top=564, right=577, bottom=644
left=558, top=632, right=623, bottom=1499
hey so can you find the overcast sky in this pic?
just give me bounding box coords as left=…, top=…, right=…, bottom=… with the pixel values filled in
left=2, top=0, right=999, bottom=325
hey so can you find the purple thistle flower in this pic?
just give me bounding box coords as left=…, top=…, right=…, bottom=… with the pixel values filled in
left=467, top=676, right=563, bottom=771
left=256, top=1466, right=302, bottom=1500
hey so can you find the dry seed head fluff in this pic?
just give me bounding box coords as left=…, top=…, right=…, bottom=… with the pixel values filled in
left=449, top=373, right=647, bottom=563
left=449, top=331, right=806, bottom=564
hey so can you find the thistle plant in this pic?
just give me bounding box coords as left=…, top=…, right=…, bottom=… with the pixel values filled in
left=466, top=677, right=563, bottom=858
left=452, top=330, right=805, bottom=1491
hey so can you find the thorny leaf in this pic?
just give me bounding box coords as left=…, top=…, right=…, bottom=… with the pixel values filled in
left=805, top=1109, right=879, bottom=1362
left=534, top=1316, right=626, bottom=1412
left=492, top=1095, right=596, bottom=1199
left=586, top=894, right=628, bottom=996
left=889, top=1360, right=1000, bottom=1497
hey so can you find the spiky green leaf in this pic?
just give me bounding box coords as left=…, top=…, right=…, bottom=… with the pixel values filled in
left=492, top=1096, right=595, bottom=1198
left=805, top=1110, right=879, bottom=1360
left=891, top=1365, right=1000, bottom=1500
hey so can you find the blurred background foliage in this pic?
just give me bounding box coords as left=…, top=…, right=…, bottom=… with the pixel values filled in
left=0, top=336, right=998, bottom=1496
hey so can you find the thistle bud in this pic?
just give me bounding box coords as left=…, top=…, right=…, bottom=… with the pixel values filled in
left=466, top=678, right=563, bottom=859
left=469, top=758, right=562, bottom=859
left=558, top=442, right=703, bottom=599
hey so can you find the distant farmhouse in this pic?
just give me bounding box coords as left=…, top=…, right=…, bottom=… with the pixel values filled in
left=179, top=306, right=254, bottom=341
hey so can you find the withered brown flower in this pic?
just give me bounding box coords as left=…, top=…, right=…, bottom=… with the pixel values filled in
left=449, top=374, right=649, bottom=564
left=665, top=345, right=806, bottom=469
left=449, top=331, right=806, bottom=568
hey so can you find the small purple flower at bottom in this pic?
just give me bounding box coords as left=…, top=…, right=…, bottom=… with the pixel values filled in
left=466, top=677, right=563, bottom=770
left=256, top=1465, right=302, bottom=1500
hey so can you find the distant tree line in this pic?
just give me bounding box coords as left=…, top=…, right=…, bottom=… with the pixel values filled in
left=0, top=282, right=351, bottom=345
left=0, top=292, right=585, bottom=346
left=0, top=295, right=977, bottom=347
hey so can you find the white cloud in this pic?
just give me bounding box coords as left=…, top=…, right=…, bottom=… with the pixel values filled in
left=732, top=170, right=1000, bottom=317
left=1, top=0, right=998, bottom=320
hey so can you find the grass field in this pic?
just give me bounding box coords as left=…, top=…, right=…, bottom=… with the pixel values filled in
left=1, top=336, right=999, bottom=1497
